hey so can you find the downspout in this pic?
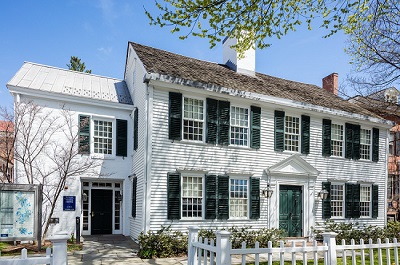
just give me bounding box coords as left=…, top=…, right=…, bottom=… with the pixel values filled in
left=385, top=128, right=389, bottom=226
left=143, top=74, right=152, bottom=233
left=13, top=93, right=20, bottom=183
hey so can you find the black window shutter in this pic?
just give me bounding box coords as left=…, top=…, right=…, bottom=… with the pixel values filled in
left=372, top=128, right=379, bottom=162
left=345, top=183, right=360, bottom=218
left=167, top=172, right=181, bottom=220
left=250, top=177, right=260, bottom=219
left=250, top=106, right=261, bottom=149
left=345, top=123, right=353, bottom=159
left=131, top=176, right=137, bottom=218
left=274, top=110, right=285, bottom=151
left=322, top=119, right=331, bottom=156
left=205, top=175, right=217, bottom=219
left=116, top=119, right=128, bottom=157
left=217, top=175, right=229, bottom=219
left=353, top=125, right=361, bottom=160
left=372, top=185, right=378, bottom=218
left=301, top=115, right=310, bottom=154
left=79, top=115, right=90, bottom=154
left=218, top=101, right=230, bottom=145
left=169, top=92, right=182, bottom=140
left=206, top=98, right=218, bottom=144
left=322, top=182, right=331, bottom=219
left=134, top=108, right=138, bottom=151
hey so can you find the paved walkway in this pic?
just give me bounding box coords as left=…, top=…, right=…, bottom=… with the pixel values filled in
left=69, top=234, right=188, bottom=264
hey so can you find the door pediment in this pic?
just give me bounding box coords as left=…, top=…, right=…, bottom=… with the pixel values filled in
left=266, top=154, right=320, bottom=178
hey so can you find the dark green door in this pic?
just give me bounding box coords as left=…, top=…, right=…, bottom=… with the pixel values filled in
left=279, top=185, right=302, bottom=237
left=91, top=189, right=113, bottom=234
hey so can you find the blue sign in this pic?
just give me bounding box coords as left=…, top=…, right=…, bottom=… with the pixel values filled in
left=63, top=196, right=76, bottom=211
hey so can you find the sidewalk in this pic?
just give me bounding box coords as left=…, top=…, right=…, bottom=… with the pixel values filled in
left=68, top=234, right=188, bottom=264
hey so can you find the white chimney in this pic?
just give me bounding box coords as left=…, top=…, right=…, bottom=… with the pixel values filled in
left=223, top=37, right=255, bottom=76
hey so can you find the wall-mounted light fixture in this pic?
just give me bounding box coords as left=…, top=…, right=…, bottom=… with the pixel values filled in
left=116, top=191, right=123, bottom=202
left=261, top=185, right=274, bottom=198
left=318, top=189, right=329, bottom=200
left=82, top=191, right=88, bottom=202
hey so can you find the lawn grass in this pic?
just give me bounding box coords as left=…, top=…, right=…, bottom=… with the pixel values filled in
left=246, top=248, right=400, bottom=265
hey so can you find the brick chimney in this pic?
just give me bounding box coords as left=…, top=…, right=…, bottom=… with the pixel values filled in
left=322, top=73, right=338, bottom=96
left=223, top=37, right=255, bottom=76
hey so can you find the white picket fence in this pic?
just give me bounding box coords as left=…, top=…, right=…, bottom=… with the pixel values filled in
left=0, top=232, right=70, bottom=265
left=187, top=226, right=400, bottom=265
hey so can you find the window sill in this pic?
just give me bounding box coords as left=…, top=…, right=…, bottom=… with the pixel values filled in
left=176, top=140, right=255, bottom=150
left=91, top=154, right=116, bottom=160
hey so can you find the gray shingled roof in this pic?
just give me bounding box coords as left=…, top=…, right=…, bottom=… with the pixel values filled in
left=7, top=62, right=132, bottom=105
left=130, top=42, right=378, bottom=118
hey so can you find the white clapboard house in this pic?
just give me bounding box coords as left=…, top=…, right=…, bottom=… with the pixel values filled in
left=7, top=40, right=391, bottom=240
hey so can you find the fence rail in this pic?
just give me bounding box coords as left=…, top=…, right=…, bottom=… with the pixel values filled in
left=0, top=232, right=70, bottom=265
left=187, top=226, right=400, bottom=265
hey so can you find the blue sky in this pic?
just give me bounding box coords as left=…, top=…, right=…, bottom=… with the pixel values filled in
left=0, top=0, right=353, bottom=109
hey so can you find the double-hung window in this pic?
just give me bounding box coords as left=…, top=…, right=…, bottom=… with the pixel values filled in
left=274, top=111, right=310, bottom=154
left=229, top=178, right=248, bottom=218
left=78, top=115, right=128, bottom=157
left=360, top=185, right=371, bottom=217
left=284, top=116, right=300, bottom=152
left=230, top=106, right=249, bottom=146
left=93, top=120, right=113, bottom=154
left=182, top=175, right=203, bottom=218
left=330, top=183, right=344, bottom=217
left=360, top=129, right=371, bottom=160
left=183, top=97, right=204, bottom=141
left=331, top=124, right=344, bottom=157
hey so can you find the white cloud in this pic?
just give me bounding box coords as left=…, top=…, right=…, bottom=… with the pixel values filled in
left=97, top=0, right=117, bottom=24
left=97, top=47, right=113, bottom=56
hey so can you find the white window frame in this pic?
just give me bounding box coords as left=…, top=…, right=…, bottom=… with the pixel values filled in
left=91, top=116, right=116, bottom=158
left=182, top=96, right=205, bottom=142
left=360, top=184, right=372, bottom=218
left=360, top=128, right=372, bottom=160
left=330, top=183, right=345, bottom=218
left=181, top=173, right=204, bottom=220
left=229, top=176, right=249, bottom=219
left=230, top=105, right=250, bottom=147
left=284, top=114, right=300, bottom=152
left=331, top=123, right=344, bottom=157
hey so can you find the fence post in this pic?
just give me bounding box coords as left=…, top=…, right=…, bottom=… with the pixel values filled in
left=48, top=231, right=70, bottom=265
left=188, top=226, right=199, bottom=265
left=322, top=232, right=338, bottom=265
left=216, top=230, right=231, bottom=265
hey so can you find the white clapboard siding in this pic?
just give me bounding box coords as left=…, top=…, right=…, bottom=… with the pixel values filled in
left=147, top=87, right=387, bottom=234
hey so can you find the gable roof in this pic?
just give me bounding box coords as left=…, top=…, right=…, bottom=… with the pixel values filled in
left=7, top=62, right=132, bottom=105
left=130, top=42, right=379, bottom=118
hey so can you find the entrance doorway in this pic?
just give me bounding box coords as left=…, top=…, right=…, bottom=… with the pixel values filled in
left=91, top=189, right=113, bottom=234
left=279, top=185, right=302, bottom=237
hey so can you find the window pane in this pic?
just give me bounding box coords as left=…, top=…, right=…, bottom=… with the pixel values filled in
left=330, top=184, right=344, bottom=217
left=183, top=98, right=204, bottom=141
left=360, top=185, right=371, bottom=217
left=284, top=116, right=299, bottom=152
left=182, top=176, right=203, bottom=218
left=331, top=124, right=343, bottom=156
left=93, top=120, right=113, bottom=154
left=229, top=178, right=248, bottom=218
left=360, top=129, right=371, bottom=160
left=230, top=106, right=249, bottom=146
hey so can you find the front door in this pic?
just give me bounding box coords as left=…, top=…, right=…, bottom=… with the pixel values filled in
left=279, top=185, right=302, bottom=237
left=91, top=189, right=113, bottom=234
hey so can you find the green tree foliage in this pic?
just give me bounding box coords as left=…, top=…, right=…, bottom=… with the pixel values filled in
left=145, top=0, right=375, bottom=55
left=67, top=56, right=92, bottom=74
left=346, top=0, right=400, bottom=92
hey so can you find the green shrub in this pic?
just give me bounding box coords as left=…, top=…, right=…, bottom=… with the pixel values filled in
left=312, top=220, right=392, bottom=244
left=139, top=225, right=285, bottom=258
left=138, top=226, right=188, bottom=259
